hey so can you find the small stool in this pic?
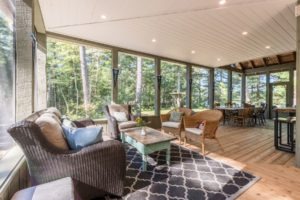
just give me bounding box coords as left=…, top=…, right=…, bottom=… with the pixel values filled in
left=274, top=116, right=296, bottom=153
left=12, top=177, right=81, bottom=200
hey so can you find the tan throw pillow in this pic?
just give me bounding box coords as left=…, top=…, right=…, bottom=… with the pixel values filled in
left=47, top=107, right=62, bottom=118
left=36, top=115, right=69, bottom=150
left=41, top=113, right=61, bottom=124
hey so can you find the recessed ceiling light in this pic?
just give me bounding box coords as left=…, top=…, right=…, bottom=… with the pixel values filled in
left=101, top=15, right=107, bottom=19
left=265, top=45, right=271, bottom=49
left=191, top=50, right=196, bottom=54
left=217, top=58, right=221, bottom=61
left=242, top=31, right=248, bottom=36
left=152, top=38, right=157, bottom=43
left=219, top=0, right=226, bottom=5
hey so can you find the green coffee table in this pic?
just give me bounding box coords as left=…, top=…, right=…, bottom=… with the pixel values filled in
left=121, top=127, right=176, bottom=171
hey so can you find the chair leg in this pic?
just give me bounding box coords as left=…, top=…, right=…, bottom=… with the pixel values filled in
left=215, top=138, right=224, bottom=152
left=184, top=137, right=187, bottom=146
left=201, top=138, right=205, bottom=156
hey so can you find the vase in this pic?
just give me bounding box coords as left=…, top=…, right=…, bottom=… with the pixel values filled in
left=141, top=127, right=146, bottom=136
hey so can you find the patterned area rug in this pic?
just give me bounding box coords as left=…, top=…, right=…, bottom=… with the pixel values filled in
left=123, top=144, right=259, bottom=200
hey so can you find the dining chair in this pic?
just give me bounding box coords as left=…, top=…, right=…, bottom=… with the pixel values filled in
left=233, top=107, right=255, bottom=126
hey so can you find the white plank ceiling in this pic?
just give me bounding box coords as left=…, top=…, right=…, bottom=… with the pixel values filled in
left=39, top=0, right=296, bottom=67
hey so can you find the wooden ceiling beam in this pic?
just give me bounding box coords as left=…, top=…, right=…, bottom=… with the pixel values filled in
left=262, top=58, right=268, bottom=66
left=239, top=62, right=244, bottom=70
left=250, top=60, right=256, bottom=68
left=276, top=55, right=281, bottom=64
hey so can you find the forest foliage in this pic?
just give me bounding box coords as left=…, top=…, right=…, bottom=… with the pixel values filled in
left=47, top=39, right=292, bottom=120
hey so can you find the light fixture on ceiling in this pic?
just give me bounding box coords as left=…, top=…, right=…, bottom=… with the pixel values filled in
left=265, top=45, right=271, bottom=49
left=217, top=58, right=221, bottom=61
left=242, top=31, right=248, bottom=36
left=101, top=15, right=107, bottom=19
left=152, top=38, right=157, bottom=43
left=191, top=50, right=196, bottom=54
left=219, top=0, right=226, bottom=5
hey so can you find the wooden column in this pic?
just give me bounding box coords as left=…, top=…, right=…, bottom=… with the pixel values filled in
left=209, top=68, right=215, bottom=109
left=155, top=58, right=161, bottom=116
left=34, top=33, right=47, bottom=110
left=16, top=0, right=34, bottom=120
left=296, top=0, right=300, bottom=167
left=112, top=48, right=118, bottom=103
left=186, top=64, right=192, bottom=108
left=266, top=72, right=271, bottom=118
left=228, top=70, right=232, bottom=103
left=241, top=73, right=246, bottom=104
left=289, top=68, right=295, bottom=107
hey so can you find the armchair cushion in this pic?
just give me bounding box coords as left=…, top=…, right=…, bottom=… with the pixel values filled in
left=169, top=112, right=183, bottom=122
left=35, top=115, right=69, bottom=150
left=62, top=126, right=103, bottom=150
left=62, top=118, right=77, bottom=128
left=113, top=112, right=128, bottom=122
left=118, top=121, right=137, bottom=130
left=108, top=104, right=130, bottom=120
left=185, top=128, right=203, bottom=135
left=162, top=121, right=181, bottom=128
left=47, top=107, right=62, bottom=118
left=41, top=112, right=61, bottom=124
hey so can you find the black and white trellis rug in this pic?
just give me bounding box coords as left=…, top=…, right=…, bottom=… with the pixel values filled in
left=123, top=144, right=260, bottom=200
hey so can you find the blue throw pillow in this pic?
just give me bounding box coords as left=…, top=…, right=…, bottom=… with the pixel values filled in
left=62, top=126, right=103, bottom=150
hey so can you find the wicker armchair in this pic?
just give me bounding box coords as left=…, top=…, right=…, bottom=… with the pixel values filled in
left=104, top=104, right=137, bottom=140
left=183, top=110, right=223, bottom=155
left=160, top=108, right=193, bottom=144
left=7, top=110, right=126, bottom=199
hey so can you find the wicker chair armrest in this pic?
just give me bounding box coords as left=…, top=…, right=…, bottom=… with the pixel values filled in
left=183, top=116, right=199, bottom=128
left=160, top=114, right=170, bottom=122
left=35, top=140, right=126, bottom=196
left=73, top=119, right=95, bottom=127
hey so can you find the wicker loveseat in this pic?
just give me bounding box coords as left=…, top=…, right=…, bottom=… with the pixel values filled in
left=7, top=108, right=126, bottom=199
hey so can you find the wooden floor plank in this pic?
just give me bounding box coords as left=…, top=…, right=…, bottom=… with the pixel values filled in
left=177, top=123, right=298, bottom=200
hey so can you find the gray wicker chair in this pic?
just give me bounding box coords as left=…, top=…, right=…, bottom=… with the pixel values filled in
left=104, top=104, right=137, bottom=140
left=7, top=112, right=126, bottom=199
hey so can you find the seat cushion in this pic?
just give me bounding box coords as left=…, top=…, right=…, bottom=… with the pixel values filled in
left=162, top=121, right=181, bottom=128
left=35, top=115, right=69, bottom=150
left=12, top=177, right=78, bottom=200
left=118, top=121, right=137, bottom=130
left=62, top=126, right=103, bottom=150
left=185, top=128, right=203, bottom=135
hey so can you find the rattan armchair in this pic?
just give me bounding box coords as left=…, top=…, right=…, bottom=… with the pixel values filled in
left=160, top=108, right=193, bottom=144
left=183, top=110, right=223, bottom=155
